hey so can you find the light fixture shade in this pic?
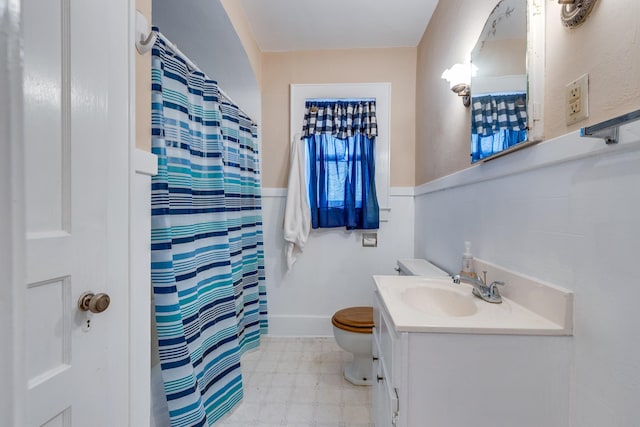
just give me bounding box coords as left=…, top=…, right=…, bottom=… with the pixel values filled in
left=442, top=62, right=476, bottom=107
left=441, top=63, right=471, bottom=91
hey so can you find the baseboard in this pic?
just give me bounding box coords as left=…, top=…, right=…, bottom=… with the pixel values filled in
left=267, top=314, right=334, bottom=337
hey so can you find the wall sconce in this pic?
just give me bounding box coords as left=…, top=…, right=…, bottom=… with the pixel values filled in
left=441, top=63, right=474, bottom=107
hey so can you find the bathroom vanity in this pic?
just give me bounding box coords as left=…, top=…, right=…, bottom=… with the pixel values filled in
left=372, top=266, right=573, bottom=427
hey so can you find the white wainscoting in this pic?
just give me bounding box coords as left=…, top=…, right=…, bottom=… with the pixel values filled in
left=263, top=187, right=415, bottom=336
left=414, top=119, right=640, bottom=426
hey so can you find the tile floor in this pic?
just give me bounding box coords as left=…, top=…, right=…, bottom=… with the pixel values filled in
left=217, top=337, right=374, bottom=427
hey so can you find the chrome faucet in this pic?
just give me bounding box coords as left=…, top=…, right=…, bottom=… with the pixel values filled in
left=453, top=271, right=504, bottom=304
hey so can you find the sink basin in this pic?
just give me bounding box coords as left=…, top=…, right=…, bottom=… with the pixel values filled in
left=401, top=286, right=478, bottom=317
left=374, top=274, right=573, bottom=334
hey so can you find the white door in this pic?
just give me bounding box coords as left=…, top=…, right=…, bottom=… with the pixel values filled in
left=19, top=0, right=132, bottom=426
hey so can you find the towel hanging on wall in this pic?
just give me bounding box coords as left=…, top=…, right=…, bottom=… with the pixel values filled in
left=283, top=133, right=311, bottom=270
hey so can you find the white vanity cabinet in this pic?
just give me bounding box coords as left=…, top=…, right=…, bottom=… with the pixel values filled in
left=372, top=290, right=571, bottom=427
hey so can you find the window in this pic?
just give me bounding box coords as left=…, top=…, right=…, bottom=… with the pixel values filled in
left=302, top=100, right=379, bottom=229
left=290, top=83, right=390, bottom=221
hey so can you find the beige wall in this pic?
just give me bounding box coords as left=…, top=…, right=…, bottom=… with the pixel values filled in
left=220, top=0, right=263, bottom=90
left=415, top=0, right=496, bottom=185
left=261, top=48, right=417, bottom=188
left=135, top=0, right=152, bottom=151
left=544, top=0, right=640, bottom=138
left=415, top=0, right=640, bottom=185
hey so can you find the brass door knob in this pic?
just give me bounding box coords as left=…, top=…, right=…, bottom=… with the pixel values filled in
left=77, top=292, right=111, bottom=314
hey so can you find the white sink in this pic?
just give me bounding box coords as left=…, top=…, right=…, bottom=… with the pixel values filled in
left=401, top=286, right=477, bottom=317
left=373, top=274, right=572, bottom=335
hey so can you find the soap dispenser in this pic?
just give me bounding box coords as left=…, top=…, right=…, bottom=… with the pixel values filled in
left=461, top=241, right=476, bottom=278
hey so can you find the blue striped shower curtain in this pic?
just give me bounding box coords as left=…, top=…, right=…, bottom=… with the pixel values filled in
left=150, top=32, right=267, bottom=427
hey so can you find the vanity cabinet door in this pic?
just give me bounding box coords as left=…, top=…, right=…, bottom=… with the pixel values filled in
left=373, top=335, right=399, bottom=426
left=372, top=337, right=386, bottom=425
left=374, top=292, right=395, bottom=378
left=377, top=370, right=399, bottom=426
left=373, top=292, right=402, bottom=426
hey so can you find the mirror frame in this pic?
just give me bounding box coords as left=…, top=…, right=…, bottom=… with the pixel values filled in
left=527, top=0, right=544, bottom=142
left=471, top=0, right=545, bottom=162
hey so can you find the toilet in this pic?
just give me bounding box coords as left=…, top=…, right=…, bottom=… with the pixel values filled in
left=332, top=306, right=374, bottom=385
left=331, top=259, right=450, bottom=386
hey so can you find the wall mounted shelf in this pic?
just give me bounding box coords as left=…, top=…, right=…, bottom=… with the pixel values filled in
left=580, top=109, right=640, bottom=145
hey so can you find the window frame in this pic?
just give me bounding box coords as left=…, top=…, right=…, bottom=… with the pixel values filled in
left=290, top=83, right=391, bottom=218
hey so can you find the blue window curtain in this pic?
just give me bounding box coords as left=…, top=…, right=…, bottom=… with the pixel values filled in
left=150, top=29, right=267, bottom=427
left=471, top=93, right=528, bottom=162
left=302, top=100, right=379, bottom=230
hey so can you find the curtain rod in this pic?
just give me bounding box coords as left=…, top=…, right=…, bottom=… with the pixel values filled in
left=155, top=30, right=256, bottom=125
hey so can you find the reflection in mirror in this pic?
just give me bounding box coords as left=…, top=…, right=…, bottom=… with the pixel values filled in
left=470, top=0, right=528, bottom=163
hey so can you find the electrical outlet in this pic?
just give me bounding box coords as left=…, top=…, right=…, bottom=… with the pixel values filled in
left=568, top=85, right=580, bottom=102
left=566, top=74, right=589, bottom=125
left=569, top=100, right=580, bottom=115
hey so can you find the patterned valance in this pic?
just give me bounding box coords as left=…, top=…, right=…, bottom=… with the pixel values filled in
left=471, top=93, right=527, bottom=137
left=302, top=100, right=378, bottom=139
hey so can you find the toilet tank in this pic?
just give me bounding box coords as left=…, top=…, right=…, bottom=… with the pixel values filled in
left=396, top=259, right=450, bottom=278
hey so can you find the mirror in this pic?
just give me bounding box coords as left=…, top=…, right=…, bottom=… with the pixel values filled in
left=470, top=0, right=538, bottom=163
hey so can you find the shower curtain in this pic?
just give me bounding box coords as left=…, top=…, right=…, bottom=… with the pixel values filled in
left=150, top=31, right=267, bottom=426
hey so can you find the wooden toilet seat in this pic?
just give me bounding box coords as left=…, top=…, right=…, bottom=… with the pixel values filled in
left=331, top=306, right=374, bottom=333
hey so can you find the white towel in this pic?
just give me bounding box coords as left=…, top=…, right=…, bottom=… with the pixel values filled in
left=283, top=134, right=311, bottom=270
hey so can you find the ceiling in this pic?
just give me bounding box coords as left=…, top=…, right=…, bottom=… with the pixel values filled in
left=152, top=0, right=440, bottom=121
left=239, top=0, right=440, bottom=52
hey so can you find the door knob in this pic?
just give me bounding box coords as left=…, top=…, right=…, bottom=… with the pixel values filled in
left=77, top=292, right=111, bottom=314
